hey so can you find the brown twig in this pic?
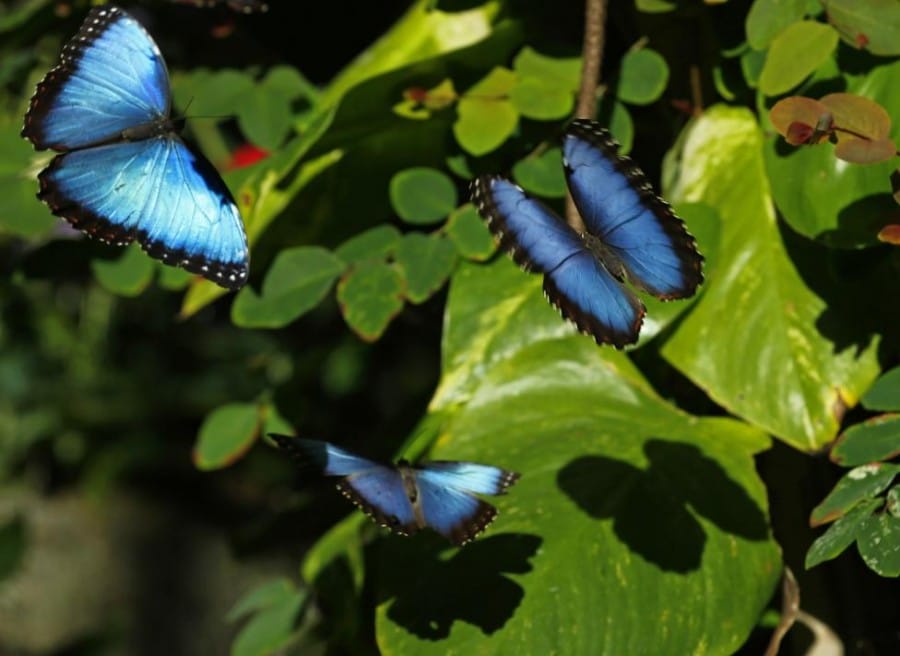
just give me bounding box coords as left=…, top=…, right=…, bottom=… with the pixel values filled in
left=566, top=0, right=607, bottom=228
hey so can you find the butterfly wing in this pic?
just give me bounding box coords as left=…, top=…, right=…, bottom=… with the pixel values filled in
left=269, top=434, right=384, bottom=476
left=39, top=137, right=249, bottom=288
left=471, top=175, right=645, bottom=347
left=413, top=462, right=519, bottom=545
left=562, top=119, right=703, bottom=299
left=22, top=6, right=170, bottom=151
left=270, top=434, right=419, bottom=536
left=416, top=461, right=519, bottom=496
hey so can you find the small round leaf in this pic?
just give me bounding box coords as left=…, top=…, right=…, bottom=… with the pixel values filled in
left=390, top=168, right=458, bottom=225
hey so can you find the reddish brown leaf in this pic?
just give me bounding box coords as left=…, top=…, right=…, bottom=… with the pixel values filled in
left=770, top=97, right=830, bottom=140
left=834, top=137, right=897, bottom=164
left=877, top=224, right=900, bottom=244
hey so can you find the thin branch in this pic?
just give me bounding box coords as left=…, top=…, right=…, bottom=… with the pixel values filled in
left=566, top=0, right=607, bottom=228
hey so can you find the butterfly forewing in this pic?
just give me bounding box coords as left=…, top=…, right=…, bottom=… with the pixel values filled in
left=22, top=6, right=169, bottom=151
left=563, top=120, right=703, bottom=299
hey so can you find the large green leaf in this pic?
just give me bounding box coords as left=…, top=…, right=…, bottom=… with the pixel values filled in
left=745, top=0, right=808, bottom=50
left=764, top=59, right=900, bottom=248
left=375, top=259, right=779, bottom=655
left=662, top=106, right=881, bottom=451
left=823, top=0, right=900, bottom=55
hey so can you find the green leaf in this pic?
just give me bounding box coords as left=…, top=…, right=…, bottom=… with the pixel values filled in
left=805, top=497, right=881, bottom=569
left=824, top=0, right=900, bottom=55
left=857, top=513, right=900, bottom=577
left=238, top=90, right=294, bottom=151
left=232, top=247, right=345, bottom=328
left=390, top=168, right=458, bottom=225
left=888, top=486, right=900, bottom=517
left=810, top=463, right=900, bottom=525
left=0, top=515, right=26, bottom=582
left=746, top=0, right=808, bottom=50
left=454, top=67, right=519, bottom=156
left=334, top=225, right=402, bottom=265
left=832, top=415, right=900, bottom=467
left=194, top=403, right=261, bottom=471
left=765, top=61, right=900, bottom=247
left=759, top=21, right=839, bottom=96
left=662, top=106, right=880, bottom=451
left=173, top=69, right=255, bottom=118
left=596, top=96, right=634, bottom=153
left=231, top=589, right=305, bottom=656
left=0, top=121, right=58, bottom=237
left=260, top=66, right=317, bottom=101
left=228, top=578, right=296, bottom=622
left=512, top=147, right=566, bottom=197
left=157, top=264, right=194, bottom=291
left=509, top=77, right=574, bottom=120
left=616, top=49, right=669, bottom=105
left=395, top=233, right=457, bottom=304
left=636, top=0, right=677, bottom=12
left=740, top=48, right=767, bottom=88
left=301, top=514, right=367, bottom=589
left=445, top=204, right=497, bottom=261
left=337, top=262, right=405, bottom=341
left=511, top=47, right=581, bottom=90
left=377, top=258, right=779, bottom=655
left=863, top=366, right=900, bottom=411
left=91, top=244, right=156, bottom=297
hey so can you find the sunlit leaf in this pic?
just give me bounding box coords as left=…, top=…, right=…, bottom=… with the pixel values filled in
left=759, top=21, right=839, bottom=96
left=454, top=67, right=519, bottom=156
left=810, top=463, right=900, bottom=525
left=663, top=105, right=881, bottom=450
left=824, top=0, right=900, bottom=55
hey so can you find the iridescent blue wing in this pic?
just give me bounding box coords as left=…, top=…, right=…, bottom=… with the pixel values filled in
left=413, top=463, right=519, bottom=545
left=562, top=120, right=703, bottom=299
left=270, top=435, right=419, bottom=536
left=38, top=137, right=249, bottom=288
left=471, top=175, right=645, bottom=347
left=22, top=6, right=169, bottom=151
left=417, top=462, right=519, bottom=496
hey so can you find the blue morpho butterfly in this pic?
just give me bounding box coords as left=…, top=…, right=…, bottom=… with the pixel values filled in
left=21, top=6, right=249, bottom=289
left=168, top=0, right=269, bottom=12
left=470, top=119, right=704, bottom=348
left=270, top=434, right=520, bottom=545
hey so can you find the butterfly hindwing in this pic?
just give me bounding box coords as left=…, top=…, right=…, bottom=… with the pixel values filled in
left=413, top=462, right=520, bottom=545
left=563, top=120, right=703, bottom=299
left=22, top=6, right=169, bottom=151
left=38, top=137, right=249, bottom=287
left=471, top=175, right=645, bottom=347
left=338, top=469, right=419, bottom=537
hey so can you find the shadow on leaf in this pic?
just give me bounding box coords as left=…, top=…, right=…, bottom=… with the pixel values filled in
left=376, top=532, right=542, bottom=640
left=556, top=440, right=769, bottom=573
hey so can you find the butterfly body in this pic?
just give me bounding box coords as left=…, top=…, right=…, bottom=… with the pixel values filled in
left=22, top=6, right=249, bottom=289
left=471, top=119, right=703, bottom=348
left=271, top=435, right=519, bottom=545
